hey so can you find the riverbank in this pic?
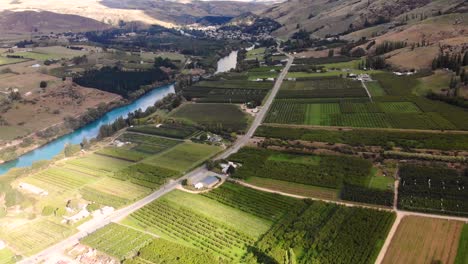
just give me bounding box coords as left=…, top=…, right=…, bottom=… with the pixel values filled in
left=0, top=83, right=175, bottom=175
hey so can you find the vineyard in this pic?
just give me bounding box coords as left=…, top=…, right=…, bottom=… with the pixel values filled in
left=124, top=198, right=255, bottom=262
left=67, top=154, right=132, bottom=174
left=127, top=123, right=198, bottom=139
left=256, top=125, right=468, bottom=150
left=113, top=163, right=178, bottom=189
left=182, top=80, right=272, bottom=104
left=278, top=78, right=367, bottom=99
left=201, top=182, right=298, bottom=221
left=118, top=133, right=181, bottom=155
left=80, top=186, right=130, bottom=208
left=142, top=142, right=221, bottom=173
left=229, top=147, right=372, bottom=189
left=86, top=178, right=150, bottom=201
left=3, top=219, right=72, bottom=256
left=265, top=99, right=459, bottom=130
left=398, top=164, right=468, bottom=216
left=24, top=167, right=99, bottom=193
left=95, top=147, right=148, bottom=162
left=252, top=201, right=395, bottom=264
left=81, top=223, right=154, bottom=260
left=124, top=238, right=219, bottom=264
left=170, top=103, right=249, bottom=132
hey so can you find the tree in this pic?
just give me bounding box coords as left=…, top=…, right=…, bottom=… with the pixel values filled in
left=328, top=49, right=334, bottom=57
left=40, top=81, right=47, bottom=88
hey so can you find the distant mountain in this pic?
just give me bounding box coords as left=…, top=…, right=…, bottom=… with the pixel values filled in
left=0, top=10, right=109, bottom=33
left=0, top=0, right=269, bottom=28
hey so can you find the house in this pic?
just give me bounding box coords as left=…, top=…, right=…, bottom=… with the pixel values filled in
left=221, top=161, right=238, bottom=174
left=63, top=208, right=90, bottom=224
left=194, top=176, right=219, bottom=190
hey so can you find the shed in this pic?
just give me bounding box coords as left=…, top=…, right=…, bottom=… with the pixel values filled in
left=194, top=176, right=219, bottom=190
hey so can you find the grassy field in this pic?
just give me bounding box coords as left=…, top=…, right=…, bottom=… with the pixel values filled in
left=86, top=177, right=151, bottom=201
left=81, top=223, right=154, bottom=260
left=0, top=248, right=15, bottom=264
left=170, top=103, right=249, bottom=132
left=67, top=154, right=133, bottom=174
left=246, top=47, right=266, bottom=61
left=0, top=56, right=28, bottom=65
left=413, top=70, right=452, bottom=96
left=2, top=219, right=72, bottom=256
left=142, top=142, right=221, bottom=173
left=245, top=176, right=338, bottom=200
left=382, top=216, right=464, bottom=264
left=366, top=81, right=386, bottom=96
left=455, top=224, right=468, bottom=264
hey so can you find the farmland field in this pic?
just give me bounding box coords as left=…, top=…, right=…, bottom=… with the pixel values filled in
left=124, top=238, right=219, bottom=264
left=182, top=80, right=272, bottom=103
left=2, top=219, right=72, bottom=256
left=86, top=177, right=151, bottom=201
left=382, top=216, right=463, bottom=264
left=366, top=81, right=386, bottom=96
left=81, top=223, right=154, bottom=260
left=95, top=147, right=148, bottom=162
left=0, top=56, right=28, bottom=65
left=246, top=47, right=266, bottom=61
left=80, top=186, right=129, bottom=208
left=256, top=200, right=395, bottom=264
left=170, top=103, right=249, bottom=132
left=142, top=142, right=221, bottom=173
left=23, top=167, right=99, bottom=193
left=118, top=133, right=180, bottom=154
left=200, top=182, right=298, bottom=221
left=265, top=99, right=459, bottom=130
left=67, top=154, right=133, bottom=174
left=127, top=124, right=197, bottom=139
left=229, top=147, right=372, bottom=189
left=398, top=164, right=468, bottom=216
left=113, top=163, right=178, bottom=189
left=455, top=225, right=468, bottom=264
left=0, top=248, right=15, bottom=264
left=245, top=177, right=338, bottom=200
left=256, top=125, right=468, bottom=150
left=122, top=193, right=256, bottom=262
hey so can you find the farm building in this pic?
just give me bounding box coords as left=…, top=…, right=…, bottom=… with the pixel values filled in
left=194, top=176, right=219, bottom=190
left=18, top=183, right=48, bottom=196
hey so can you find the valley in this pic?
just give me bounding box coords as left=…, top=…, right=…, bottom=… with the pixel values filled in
left=0, top=1, right=467, bottom=264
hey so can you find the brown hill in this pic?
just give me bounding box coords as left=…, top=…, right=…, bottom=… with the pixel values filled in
left=0, top=10, right=109, bottom=34
left=260, top=0, right=466, bottom=38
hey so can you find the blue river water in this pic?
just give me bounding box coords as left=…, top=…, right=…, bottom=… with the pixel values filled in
left=0, top=84, right=175, bottom=175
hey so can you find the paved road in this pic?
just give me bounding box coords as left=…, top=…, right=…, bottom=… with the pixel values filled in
left=20, top=49, right=294, bottom=264
left=217, top=50, right=294, bottom=160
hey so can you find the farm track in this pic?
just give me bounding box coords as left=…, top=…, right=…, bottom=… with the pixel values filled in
left=20, top=46, right=294, bottom=264
left=21, top=47, right=468, bottom=263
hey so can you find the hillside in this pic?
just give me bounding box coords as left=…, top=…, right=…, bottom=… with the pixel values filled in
left=0, top=10, right=109, bottom=34
left=260, top=0, right=466, bottom=38
left=0, top=0, right=267, bottom=27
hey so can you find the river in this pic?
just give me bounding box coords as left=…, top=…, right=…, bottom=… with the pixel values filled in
left=215, top=50, right=238, bottom=74
left=0, top=84, right=175, bottom=175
